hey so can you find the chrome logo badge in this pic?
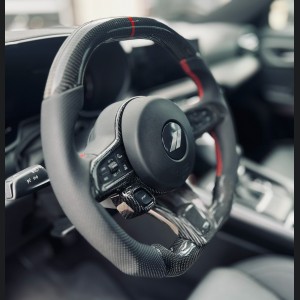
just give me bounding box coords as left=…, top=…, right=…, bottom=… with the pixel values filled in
left=162, top=122, right=186, bottom=160
left=169, top=125, right=182, bottom=152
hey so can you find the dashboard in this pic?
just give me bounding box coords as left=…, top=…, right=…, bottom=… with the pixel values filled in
left=5, top=22, right=260, bottom=178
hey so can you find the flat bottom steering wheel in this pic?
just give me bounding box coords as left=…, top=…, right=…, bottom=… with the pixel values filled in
left=41, top=17, right=239, bottom=278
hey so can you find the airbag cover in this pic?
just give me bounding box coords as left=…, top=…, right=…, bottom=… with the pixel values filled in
left=122, top=96, right=195, bottom=191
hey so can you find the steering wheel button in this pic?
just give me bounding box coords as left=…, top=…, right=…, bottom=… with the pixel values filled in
left=116, top=152, right=125, bottom=161
left=112, top=170, right=122, bottom=178
left=121, top=163, right=129, bottom=171
left=100, top=166, right=108, bottom=173
left=101, top=173, right=111, bottom=183
left=134, top=189, right=153, bottom=206
left=108, top=161, right=119, bottom=173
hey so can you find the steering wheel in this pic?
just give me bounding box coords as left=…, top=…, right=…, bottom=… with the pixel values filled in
left=41, top=17, right=239, bottom=278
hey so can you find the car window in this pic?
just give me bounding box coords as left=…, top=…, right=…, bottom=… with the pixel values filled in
left=5, top=0, right=232, bottom=31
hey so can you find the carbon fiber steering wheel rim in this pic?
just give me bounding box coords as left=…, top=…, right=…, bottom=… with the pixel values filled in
left=41, top=17, right=239, bottom=277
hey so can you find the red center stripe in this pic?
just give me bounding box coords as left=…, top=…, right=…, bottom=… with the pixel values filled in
left=180, top=59, right=204, bottom=99
left=128, top=17, right=135, bottom=37
left=211, top=132, right=223, bottom=177
left=180, top=58, right=222, bottom=176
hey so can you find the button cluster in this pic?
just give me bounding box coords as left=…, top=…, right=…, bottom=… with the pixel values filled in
left=187, top=109, right=214, bottom=136
left=97, top=148, right=132, bottom=187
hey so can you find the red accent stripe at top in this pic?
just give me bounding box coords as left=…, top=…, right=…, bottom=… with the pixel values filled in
left=128, top=17, right=135, bottom=37
left=180, top=59, right=204, bottom=99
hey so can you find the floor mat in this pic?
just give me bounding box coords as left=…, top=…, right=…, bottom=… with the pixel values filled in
left=6, top=261, right=131, bottom=300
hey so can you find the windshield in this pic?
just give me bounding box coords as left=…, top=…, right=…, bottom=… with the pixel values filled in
left=5, top=0, right=232, bottom=31
left=5, top=0, right=294, bottom=32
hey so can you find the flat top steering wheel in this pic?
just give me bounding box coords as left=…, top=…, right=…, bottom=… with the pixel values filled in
left=41, top=17, right=239, bottom=278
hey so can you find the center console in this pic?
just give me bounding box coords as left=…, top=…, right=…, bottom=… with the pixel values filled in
left=235, top=159, right=294, bottom=229
left=193, top=143, right=294, bottom=255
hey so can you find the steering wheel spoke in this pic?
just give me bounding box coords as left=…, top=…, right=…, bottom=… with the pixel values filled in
left=148, top=183, right=214, bottom=246
left=111, top=179, right=216, bottom=248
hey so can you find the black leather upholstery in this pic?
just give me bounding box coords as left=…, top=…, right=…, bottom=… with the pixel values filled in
left=188, top=256, right=294, bottom=300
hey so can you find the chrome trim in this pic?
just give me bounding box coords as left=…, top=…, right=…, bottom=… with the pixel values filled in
left=148, top=209, right=179, bottom=235
left=61, top=225, right=76, bottom=237
left=100, top=198, right=117, bottom=209
left=117, top=202, right=134, bottom=214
